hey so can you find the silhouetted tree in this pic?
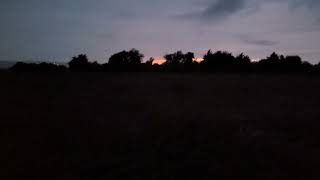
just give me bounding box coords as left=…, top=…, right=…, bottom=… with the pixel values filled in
left=68, top=54, right=103, bottom=72
left=183, top=52, right=194, bottom=65
left=146, top=57, right=154, bottom=66
left=90, top=61, right=103, bottom=72
left=69, top=54, right=89, bottom=71
left=107, top=49, right=144, bottom=71
left=236, top=53, right=251, bottom=64
left=128, top=49, right=144, bottom=65
left=6, top=49, right=319, bottom=73
left=284, top=56, right=302, bottom=65
left=283, top=56, right=303, bottom=72
left=164, top=51, right=184, bottom=65
left=313, top=62, right=320, bottom=72
left=258, top=53, right=312, bottom=72
left=201, top=50, right=236, bottom=72
left=183, top=52, right=197, bottom=72
left=235, top=53, right=252, bottom=72
left=269, top=52, right=280, bottom=62
left=142, top=57, right=155, bottom=72
left=164, top=51, right=183, bottom=72
left=301, top=61, right=313, bottom=72
left=163, top=51, right=196, bottom=72
left=108, top=51, right=128, bottom=66
left=258, top=52, right=282, bottom=72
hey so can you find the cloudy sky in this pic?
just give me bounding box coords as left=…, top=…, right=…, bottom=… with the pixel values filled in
left=1, top=0, right=320, bottom=63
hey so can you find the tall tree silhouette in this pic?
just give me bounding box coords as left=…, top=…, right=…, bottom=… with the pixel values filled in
left=201, top=50, right=236, bottom=72
left=235, top=53, right=252, bottom=72
left=128, top=49, right=144, bottom=65
left=143, top=57, right=155, bottom=72
left=258, top=52, right=282, bottom=72
left=184, top=52, right=195, bottom=65
left=146, top=57, right=154, bottom=66
left=68, top=54, right=102, bottom=72
left=107, top=49, right=144, bottom=71
left=163, top=51, right=196, bottom=72
left=164, top=51, right=184, bottom=65
left=69, top=54, right=90, bottom=72
left=235, top=53, right=251, bottom=65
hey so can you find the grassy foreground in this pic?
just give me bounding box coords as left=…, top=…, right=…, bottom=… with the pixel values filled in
left=1, top=73, right=320, bottom=179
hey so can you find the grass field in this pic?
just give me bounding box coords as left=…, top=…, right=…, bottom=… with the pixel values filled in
left=1, top=73, right=320, bottom=179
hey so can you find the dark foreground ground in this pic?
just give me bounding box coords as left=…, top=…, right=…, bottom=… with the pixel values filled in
left=1, top=73, right=320, bottom=180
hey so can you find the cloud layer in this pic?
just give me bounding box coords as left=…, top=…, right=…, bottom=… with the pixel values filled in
left=0, top=0, right=320, bottom=63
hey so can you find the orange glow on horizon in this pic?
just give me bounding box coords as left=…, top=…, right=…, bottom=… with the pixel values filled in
left=194, top=57, right=204, bottom=62
left=152, top=58, right=166, bottom=65
left=152, top=57, right=204, bottom=65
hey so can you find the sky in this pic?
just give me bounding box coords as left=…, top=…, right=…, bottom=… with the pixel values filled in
left=1, top=0, right=320, bottom=64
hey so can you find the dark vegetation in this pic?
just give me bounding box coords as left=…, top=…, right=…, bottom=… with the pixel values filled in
left=8, top=49, right=320, bottom=73
left=2, top=49, right=320, bottom=179
left=10, top=62, right=68, bottom=72
left=1, top=73, right=320, bottom=179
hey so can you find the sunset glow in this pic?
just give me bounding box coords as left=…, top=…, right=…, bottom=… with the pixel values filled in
left=152, top=58, right=166, bottom=65
left=152, top=57, right=204, bottom=65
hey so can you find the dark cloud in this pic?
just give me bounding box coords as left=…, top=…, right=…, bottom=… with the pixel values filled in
left=179, top=0, right=248, bottom=22
left=185, top=0, right=320, bottom=22
left=201, top=0, right=248, bottom=20
left=237, top=35, right=278, bottom=46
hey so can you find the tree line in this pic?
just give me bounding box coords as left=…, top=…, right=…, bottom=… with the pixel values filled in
left=9, top=49, right=320, bottom=73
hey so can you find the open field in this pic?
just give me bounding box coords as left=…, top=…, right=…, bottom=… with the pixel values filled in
left=1, top=73, right=320, bottom=179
